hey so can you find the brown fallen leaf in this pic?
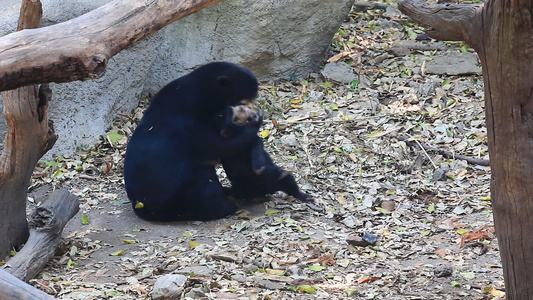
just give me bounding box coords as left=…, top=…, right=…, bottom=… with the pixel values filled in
left=436, top=248, right=446, bottom=259
left=357, top=276, right=380, bottom=284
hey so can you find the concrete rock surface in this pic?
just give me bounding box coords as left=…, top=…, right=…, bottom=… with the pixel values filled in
left=0, top=0, right=352, bottom=156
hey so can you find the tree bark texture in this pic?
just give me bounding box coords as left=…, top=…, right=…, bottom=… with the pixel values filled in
left=398, top=1, right=533, bottom=298
left=0, top=269, right=55, bottom=300
left=3, top=189, right=79, bottom=282
left=0, top=0, right=224, bottom=92
left=0, top=0, right=57, bottom=261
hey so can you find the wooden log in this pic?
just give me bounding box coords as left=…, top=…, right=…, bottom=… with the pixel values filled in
left=2, top=189, right=79, bottom=282
left=0, top=269, right=55, bottom=300
left=0, top=0, right=224, bottom=92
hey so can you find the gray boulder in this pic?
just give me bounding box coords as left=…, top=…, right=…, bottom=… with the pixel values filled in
left=0, top=0, right=352, bottom=156
left=425, top=52, right=482, bottom=76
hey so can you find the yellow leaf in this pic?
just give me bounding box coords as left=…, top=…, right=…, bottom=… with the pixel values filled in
left=491, top=288, right=504, bottom=296
left=260, top=129, right=270, bottom=139
left=135, top=202, right=144, bottom=209
left=457, top=228, right=469, bottom=235
left=266, top=269, right=285, bottom=276
left=189, top=241, right=200, bottom=249
left=122, top=239, right=137, bottom=244
left=337, top=193, right=347, bottom=205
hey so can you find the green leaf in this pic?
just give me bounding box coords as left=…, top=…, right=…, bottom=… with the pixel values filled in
left=122, top=239, right=137, bottom=244
left=442, top=79, right=451, bottom=86
left=297, top=285, right=316, bottom=293
left=308, top=265, right=326, bottom=272
left=350, top=79, right=360, bottom=89
left=69, top=246, right=78, bottom=257
left=427, top=204, right=436, bottom=213
left=265, top=209, right=279, bottom=216
left=81, top=214, right=90, bottom=225
left=107, top=133, right=123, bottom=141
left=460, top=272, right=475, bottom=280
left=323, top=81, right=333, bottom=88
left=452, top=281, right=461, bottom=287
left=66, top=259, right=78, bottom=269
left=460, top=44, right=469, bottom=52
left=44, top=161, right=60, bottom=167
left=110, top=250, right=125, bottom=256
left=105, top=290, right=122, bottom=297
left=345, top=288, right=357, bottom=296
left=421, top=230, right=431, bottom=237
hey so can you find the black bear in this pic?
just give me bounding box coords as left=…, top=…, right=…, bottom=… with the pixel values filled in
left=123, top=62, right=261, bottom=221
left=214, top=105, right=314, bottom=203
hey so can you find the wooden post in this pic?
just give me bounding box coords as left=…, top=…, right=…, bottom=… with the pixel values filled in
left=397, top=1, right=533, bottom=298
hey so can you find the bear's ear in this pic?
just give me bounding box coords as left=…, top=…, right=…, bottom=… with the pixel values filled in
left=216, top=76, right=230, bottom=86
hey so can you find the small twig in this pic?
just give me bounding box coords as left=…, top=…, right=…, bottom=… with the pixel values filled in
left=367, top=126, right=403, bottom=139
left=399, top=136, right=490, bottom=166
left=413, top=138, right=438, bottom=169
left=295, top=133, right=314, bottom=169
left=117, top=113, right=134, bottom=121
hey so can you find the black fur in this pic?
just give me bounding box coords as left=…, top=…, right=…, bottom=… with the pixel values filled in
left=215, top=106, right=314, bottom=203
left=123, top=62, right=261, bottom=221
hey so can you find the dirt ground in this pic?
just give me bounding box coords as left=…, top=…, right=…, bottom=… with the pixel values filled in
left=24, top=2, right=505, bottom=299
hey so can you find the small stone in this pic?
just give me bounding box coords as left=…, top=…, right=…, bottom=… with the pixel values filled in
left=362, top=233, right=378, bottom=245
left=341, top=215, right=358, bottom=228
left=321, top=62, right=356, bottom=84
left=372, top=53, right=389, bottom=65
left=347, top=236, right=369, bottom=247
left=176, top=265, right=213, bottom=277
left=308, top=90, right=324, bottom=102
left=255, top=278, right=286, bottom=290
left=210, top=251, right=238, bottom=263
left=151, top=274, right=187, bottom=300
left=280, top=134, right=299, bottom=147
left=380, top=201, right=396, bottom=212
left=433, top=169, right=448, bottom=182
left=184, top=287, right=208, bottom=299
left=434, top=266, right=453, bottom=278
left=244, top=264, right=259, bottom=274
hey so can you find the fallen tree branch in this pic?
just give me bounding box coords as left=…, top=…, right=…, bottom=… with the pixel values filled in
left=396, top=0, right=483, bottom=47
left=398, top=136, right=490, bottom=166
left=0, top=0, right=224, bottom=91
left=2, top=189, right=79, bottom=282
left=0, top=269, right=55, bottom=300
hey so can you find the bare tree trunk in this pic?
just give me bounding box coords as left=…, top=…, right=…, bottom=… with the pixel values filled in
left=0, top=0, right=224, bottom=92
left=398, top=0, right=533, bottom=298
left=0, top=0, right=57, bottom=261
